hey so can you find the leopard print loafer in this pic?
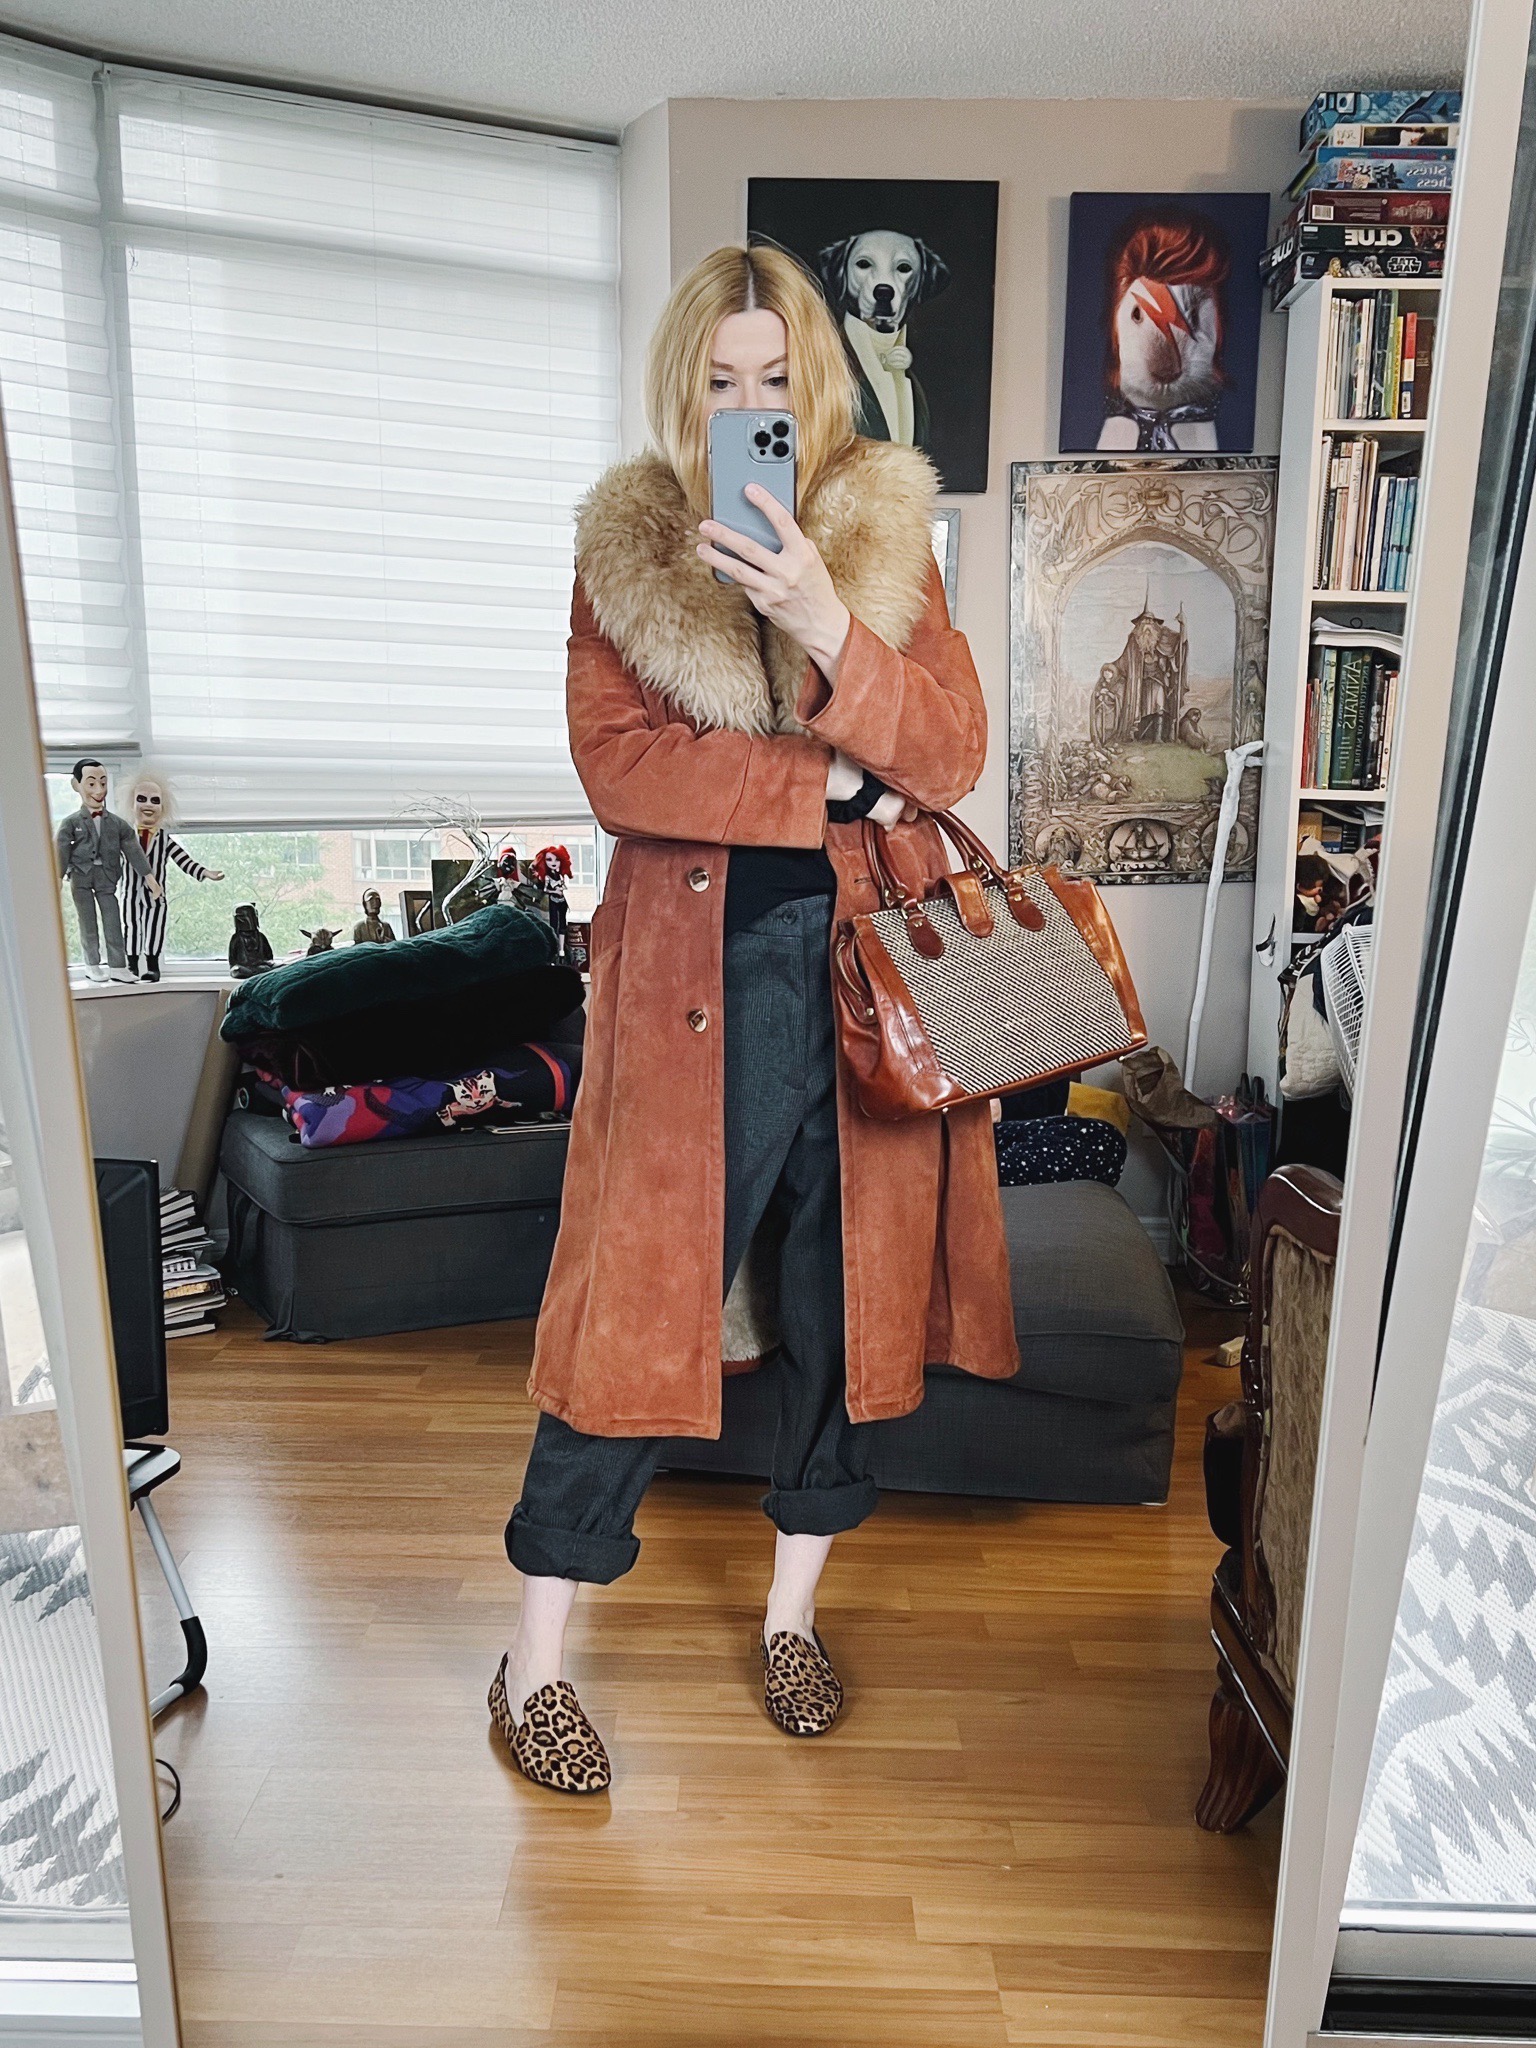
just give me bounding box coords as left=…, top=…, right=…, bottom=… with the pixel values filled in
left=761, top=1628, right=844, bottom=1737
left=488, top=1654, right=611, bottom=1794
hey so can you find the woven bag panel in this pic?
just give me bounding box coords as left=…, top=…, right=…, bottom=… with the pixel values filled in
left=865, top=871, right=1134, bottom=1095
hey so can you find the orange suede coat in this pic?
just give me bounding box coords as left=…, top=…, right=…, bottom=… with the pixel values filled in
left=527, top=440, right=1020, bottom=1437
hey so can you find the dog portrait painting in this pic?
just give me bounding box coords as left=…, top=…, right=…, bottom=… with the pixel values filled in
left=1059, top=193, right=1270, bottom=455
left=747, top=178, right=999, bottom=494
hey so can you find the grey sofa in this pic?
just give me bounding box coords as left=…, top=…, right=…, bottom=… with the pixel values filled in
left=219, top=1110, right=1184, bottom=1502
left=220, top=1109, right=567, bottom=1341
left=663, top=1181, right=1185, bottom=1504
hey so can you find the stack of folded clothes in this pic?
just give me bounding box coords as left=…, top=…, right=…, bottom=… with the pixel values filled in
left=222, top=904, right=586, bottom=1150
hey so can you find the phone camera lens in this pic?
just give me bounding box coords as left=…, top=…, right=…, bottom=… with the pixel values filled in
left=772, top=441, right=789, bottom=458
left=753, top=430, right=771, bottom=448
left=773, top=420, right=790, bottom=436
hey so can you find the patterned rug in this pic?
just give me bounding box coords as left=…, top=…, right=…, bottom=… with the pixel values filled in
left=1349, top=1299, right=1536, bottom=1907
left=0, top=1522, right=127, bottom=1913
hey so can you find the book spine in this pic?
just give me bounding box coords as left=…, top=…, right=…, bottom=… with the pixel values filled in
left=1315, top=434, right=1335, bottom=585
left=1337, top=651, right=1368, bottom=785
left=1413, top=317, right=1436, bottom=417
left=1402, top=476, right=1421, bottom=585
left=1399, top=310, right=1418, bottom=418
left=1319, top=650, right=1337, bottom=785
left=1378, top=668, right=1400, bottom=783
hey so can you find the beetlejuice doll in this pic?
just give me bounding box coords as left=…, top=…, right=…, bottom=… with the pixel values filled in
left=119, top=769, right=224, bottom=981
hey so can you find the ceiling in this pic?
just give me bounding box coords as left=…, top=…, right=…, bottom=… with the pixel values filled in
left=0, top=0, right=1473, bottom=136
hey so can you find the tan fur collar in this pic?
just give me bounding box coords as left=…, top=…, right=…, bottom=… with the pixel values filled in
left=574, top=436, right=938, bottom=735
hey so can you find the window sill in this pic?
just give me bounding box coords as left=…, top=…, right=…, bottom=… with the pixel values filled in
left=69, top=967, right=235, bottom=998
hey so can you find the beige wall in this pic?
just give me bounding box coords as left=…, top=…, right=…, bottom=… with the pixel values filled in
left=624, top=96, right=1303, bottom=1219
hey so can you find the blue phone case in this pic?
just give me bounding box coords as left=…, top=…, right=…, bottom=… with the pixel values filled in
left=708, top=410, right=797, bottom=583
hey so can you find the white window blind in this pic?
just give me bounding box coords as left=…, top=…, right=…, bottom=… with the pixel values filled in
left=0, top=37, right=619, bottom=826
left=0, top=44, right=137, bottom=752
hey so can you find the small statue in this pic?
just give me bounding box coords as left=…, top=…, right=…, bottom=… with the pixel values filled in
left=55, top=757, right=162, bottom=983
left=530, top=845, right=572, bottom=944
left=302, top=926, right=341, bottom=955
left=119, top=767, right=224, bottom=982
left=229, top=903, right=274, bottom=979
left=351, top=888, right=395, bottom=945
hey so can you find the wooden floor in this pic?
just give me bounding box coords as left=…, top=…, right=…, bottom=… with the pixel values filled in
left=141, top=1292, right=1281, bottom=2047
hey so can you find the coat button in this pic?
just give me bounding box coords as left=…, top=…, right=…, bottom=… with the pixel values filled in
left=687, top=1008, right=708, bottom=1033
left=687, top=866, right=710, bottom=892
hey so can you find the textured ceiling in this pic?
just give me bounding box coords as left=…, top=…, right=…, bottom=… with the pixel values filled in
left=0, top=0, right=1473, bottom=136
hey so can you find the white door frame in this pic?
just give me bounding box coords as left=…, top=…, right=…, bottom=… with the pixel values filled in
left=0, top=408, right=181, bottom=2040
left=1265, top=0, right=1536, bottom=2039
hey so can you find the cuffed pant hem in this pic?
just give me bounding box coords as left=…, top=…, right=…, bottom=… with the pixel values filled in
left=504, top=1505, right=641, bottom=1585
left=761, top=1476, right=879, bottom=1537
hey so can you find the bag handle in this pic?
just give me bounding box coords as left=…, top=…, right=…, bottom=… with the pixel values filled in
left=863, top=810, right=1043, bottom=932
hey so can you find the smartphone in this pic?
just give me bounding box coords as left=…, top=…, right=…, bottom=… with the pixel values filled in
left=708, top=409, right=797, bottom=584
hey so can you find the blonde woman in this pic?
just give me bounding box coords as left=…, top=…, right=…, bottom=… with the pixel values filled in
left=491, top=245, right=1018, bottom=1793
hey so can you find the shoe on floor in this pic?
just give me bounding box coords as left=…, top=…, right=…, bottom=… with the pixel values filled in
left=488, top=1654, right=610, bottom=1794
left=761, top=1628, right=844, bottom=1737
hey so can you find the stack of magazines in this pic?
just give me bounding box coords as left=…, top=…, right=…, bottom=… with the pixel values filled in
left=1314, top=434, right=1419, bottom=592
left=1262, top=89, right=1459, bottom=310
left=160, top=1187, right=225, bottom=1339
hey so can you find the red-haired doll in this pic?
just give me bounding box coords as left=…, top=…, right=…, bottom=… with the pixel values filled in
left=529, top=844, right=573, bottom=943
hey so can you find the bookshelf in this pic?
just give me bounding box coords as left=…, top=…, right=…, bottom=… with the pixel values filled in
left=1247, top=277, right=1441, bottom=1095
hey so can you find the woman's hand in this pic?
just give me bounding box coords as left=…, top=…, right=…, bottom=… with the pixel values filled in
left=697, top=485, right=852, bottom=682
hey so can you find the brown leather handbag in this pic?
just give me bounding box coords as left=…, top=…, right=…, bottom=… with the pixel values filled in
left=832, top=811, right=1148, bottom=1120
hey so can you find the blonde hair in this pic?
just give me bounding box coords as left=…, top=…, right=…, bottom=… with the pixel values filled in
left=645, top=244, right=859, bottom=514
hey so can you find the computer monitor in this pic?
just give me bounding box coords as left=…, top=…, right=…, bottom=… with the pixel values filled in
left=94, top=1157, right=168, bottom=1439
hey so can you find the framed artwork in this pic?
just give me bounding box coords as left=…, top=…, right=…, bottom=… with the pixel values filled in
left=1059, top=192, right=1271, bottom=455
left=930, top=509, right=960, bottom=617
left=1009, top=457, right=1276, bottom=885
left=398, top=888, right=433, bottom=937
left=747, top=177, right=999, bottom=494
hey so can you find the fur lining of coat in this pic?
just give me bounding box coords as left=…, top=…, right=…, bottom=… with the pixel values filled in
left=573, top=436, right=939, bottom=735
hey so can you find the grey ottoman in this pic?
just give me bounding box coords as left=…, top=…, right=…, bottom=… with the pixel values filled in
left=220, top=1109, right=568, bottom=1342
left=661, top=1180, right=1185, bottom=1504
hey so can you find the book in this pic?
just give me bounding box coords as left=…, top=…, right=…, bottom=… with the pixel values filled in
left=1287, top=149, right=1457, bottom=203
left=1302, top=628, right=1402, bottom=788
left=1306, top=122, right=1458, bottom=153
left=1299, top=189, right=1452, bottom=224
left=1300, top=89, right=1462, bottom=151
left=165, top=1319, right=216, bottom=1340
left=1314, top=439, right=1420, bottom=590
left=1413, top=317, right=1437, bottom=418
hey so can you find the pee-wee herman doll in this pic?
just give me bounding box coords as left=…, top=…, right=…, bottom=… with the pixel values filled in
left=118, top=768, right=224, bottom=981
left=55, top=757, right=161, bottom=982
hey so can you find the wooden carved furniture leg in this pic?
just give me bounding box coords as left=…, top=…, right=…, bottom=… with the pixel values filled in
left=1195, top=1657, right=1284, bottom=1833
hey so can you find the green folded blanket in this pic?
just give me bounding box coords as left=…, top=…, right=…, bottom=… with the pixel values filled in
left=221, top=904, right=557, bottom=1037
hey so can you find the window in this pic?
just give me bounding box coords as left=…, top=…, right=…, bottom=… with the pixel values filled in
left=354, top=834, right=431, bottom=886
left=0, top=35, right=618, bottom=829
left=45, top=774, right=600, bottom=964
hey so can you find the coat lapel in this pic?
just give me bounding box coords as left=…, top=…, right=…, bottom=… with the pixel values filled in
left=573, top=437, right=939, bottom=737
